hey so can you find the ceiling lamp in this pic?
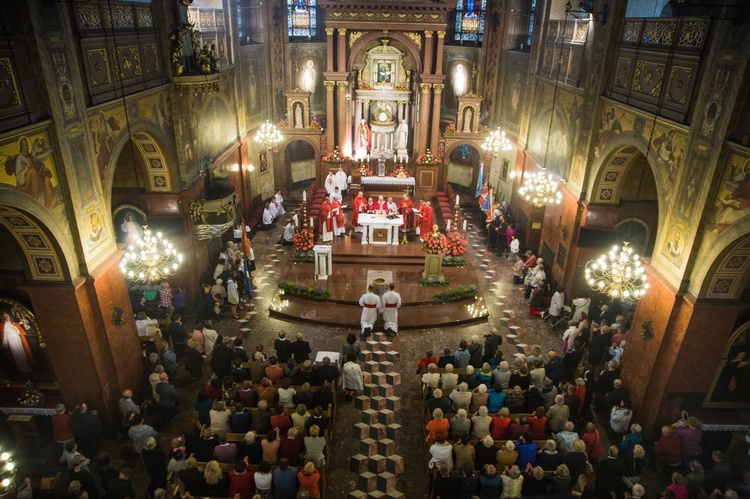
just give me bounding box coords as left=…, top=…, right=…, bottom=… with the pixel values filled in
left=120, top=228, right=183, bottom=283
left=0, top=450, right=15, bottom=496
left=481, top=128, right=512, bottom=157
left=584, top=241, right=649, bottom=302
left=254, top=120, right=284, bottom=149
left=518, top=168, right=562, bottom=207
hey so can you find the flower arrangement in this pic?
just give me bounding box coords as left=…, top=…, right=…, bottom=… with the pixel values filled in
left=444, top=123, right=457, bottom=136
left=394, top=82, right=409, bottom=91
left=419, top=276, right=450, bottom=287
left=323, top=147, right=349, bottom=163
left=278, top=282, right=331, bottom=301
left=432, top=285, right=478, bottom=302
left=278, top=118, right=289, bottom=129
left=18, top=381, right=45, bottom=407
left=359, top=81, right=373, bottom=90
left=359, top=165, right=374, bottom=176
left=445, top=231, right=467, bottom=257
left=443, top=255, right=467, bottom=267
left=293, top=227, right=315, bottom=253
left=389, top=166, right=411, bottom=178
left=308, top=120, right=322, bottom=131
left=422, top=228, right=447, bottom=255
left=415, top=152, right=442, bottom=165
left=477, top=124, right=490, bottom=135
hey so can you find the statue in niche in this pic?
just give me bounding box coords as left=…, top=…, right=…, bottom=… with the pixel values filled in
left=463, top=107, right=473, bottom=133
left=452, top=63, right=468, bottom=97
left=294, top=103, right=304, bottom=128
left=301, top=60, right=316, bottom=94
left=396, top=120, right=408, bottom=150
left=356, top=119, right=372, bottom=151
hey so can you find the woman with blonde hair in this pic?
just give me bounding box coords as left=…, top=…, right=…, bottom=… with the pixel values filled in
left=550, top=464, right=572, bottom=493
left=501, top=464, right=524, bottom=498
left=496, top=440, right=518, bottom=469
left=421, top=363, right=440, bottom=390
left=538, top=439, right=564, bottom=471
left=450, top=408, right=472, bottom=439
left=209, top=400, right=231, bottom=434
left=304, top=424, right=326, bottom=468
left=582, top=421, right=602, bottom=461
left=425, top=408, right=450, bottom=442
left=546, top=394, right=569, bottom=432
left=291, top=404, right=311, bottom=435
left=471, top=383, right=489, bottom=413
left=527, top=345, right=544, bottom=366
left=471, top=406, right=492, bottom=439
left=565, top=439, right=589, bottom=480
left=441, top=364, right=459, bottom=392
left=450, top=382, right=472, bottom=412
left=623, top=444, right=646, bottom=484
left=477, top=362, right=493, bottom=388
left=298, top=461, right=322, bottom=498
left=203, top=460, right=228, bottom=496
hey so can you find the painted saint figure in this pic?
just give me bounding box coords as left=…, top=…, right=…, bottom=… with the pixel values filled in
left=714, top=161, right=750, bottom=234
left=1, top=312, right=35, bottom=373
left=356, top=120, right=372, bottom=151
left=452, top=63, right=467, bottom=97
left=301, top=60, right=316, bottom=94
left=396, top=120, right=408, bottom=150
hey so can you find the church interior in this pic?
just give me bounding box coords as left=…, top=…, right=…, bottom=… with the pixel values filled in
left=0, top=0, right=749, bottom=497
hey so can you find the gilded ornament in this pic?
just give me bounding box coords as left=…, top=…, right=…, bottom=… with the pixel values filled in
left=404, top=32, right=422, bottom=49
left=349, top=31, right=364, bottom=48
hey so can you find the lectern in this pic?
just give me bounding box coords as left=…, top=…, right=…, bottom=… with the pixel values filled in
left=313, top=245, right=332, bottom=280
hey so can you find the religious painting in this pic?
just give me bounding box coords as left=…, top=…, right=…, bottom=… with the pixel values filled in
left=442, top=54, right=477, bottom=114
left=112, top=204, right=147, bottom=246
left=299, top=59, right=318, bottom=94
left=89, top=110, right=121, bottom=180
left=527, top=102, right=570, bottom=181
left=153, top=92, right=174, bottom=139
left=376, top=61, right=394, bottom=84
left=501, top=159, right=510, bottom=181
left=85, top=209, right=105, bottom=245
left=501, top=51, right=529, bottom=134
left=0, top=131, right=62, bottom=210
left=650, top=125, right=685, bottom=180
left=259, top=151, right=268, bottom=174
left=0, top=297, right=55, bottom=386
left=69, top=136, right=96, bottom=207
left=661, top=225, right=685, bottom=265
left=295, top=52, right=323, bottom=112
left=198, top=95, right=237, bottom=163
left=710, top=151, right=750, bottom=235
left=556, top=243, right=566, bottom=269
left=706, top=320, right=750, bottom=408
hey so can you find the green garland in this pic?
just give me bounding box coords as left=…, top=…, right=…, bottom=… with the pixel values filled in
left=278, top=282, right=331, bottom=301
left=443, top=256, right=467, bottom=267
left=419, top=276, right=450, bottom=287
left=432, top=285, right=478, bottom=302
left=293, top=250, right=314, bottom=262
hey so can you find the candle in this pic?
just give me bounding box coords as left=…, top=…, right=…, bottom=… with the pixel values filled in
left=366, top=153, right=370, bottom=162
left=463, top=220, right=467, bottom=231
left=456, top=195, right=460, bottom=205
left=294, top=216, right=299, bottom=227
left=447, top=220, right=451, bottom=230
left=309, top=217, right=313, bottom=227
left=303, top=191, right=307, bottom=202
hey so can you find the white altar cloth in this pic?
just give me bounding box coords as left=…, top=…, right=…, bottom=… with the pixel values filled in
left=360, top=176, right=416, bottom=187
left=358, top=214, right=403, bottom=245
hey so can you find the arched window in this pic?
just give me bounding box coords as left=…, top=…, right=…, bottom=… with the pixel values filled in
left=288, top=0, right=317, bottom=38
left=454, top=0, right=487, bottom=42
left=527, top=0, right=537, bottom=47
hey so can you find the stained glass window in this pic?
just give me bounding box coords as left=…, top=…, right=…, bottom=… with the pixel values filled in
left=454, top=0, right=487, bottom=42
left=527, top=0, right=537, bottom=47
left=288, top=0, right=317, bottom=38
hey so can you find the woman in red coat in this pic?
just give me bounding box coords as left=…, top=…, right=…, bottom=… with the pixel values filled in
left=228, top=459, right=254, bottom=499
left=527, top=407, right=548, bottom=440
left=654, top=425, right=682, bottom=473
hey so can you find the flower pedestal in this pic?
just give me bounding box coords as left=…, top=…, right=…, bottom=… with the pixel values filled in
left=423, top=253, right=444, bottom=279
left=313, top=244, right=332, bottom=280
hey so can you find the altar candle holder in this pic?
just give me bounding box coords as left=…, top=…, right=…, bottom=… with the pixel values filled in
left=453, top=203, right=461, bottom=232
left=301, top=199, right=309, bottom=228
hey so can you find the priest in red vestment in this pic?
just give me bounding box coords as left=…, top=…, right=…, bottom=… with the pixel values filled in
left=397, top=193, right=414, bottom=231
left=320, top=195, right=334, bottom=242
left=331, top=198, right=345, bottom=236
left=418, top=201, right=434, bottom=242
left=353, top=191, right=367, bottom=231
left=366, top=197, right=375, bottom=214
left=373, top=195, right=387, bottom=214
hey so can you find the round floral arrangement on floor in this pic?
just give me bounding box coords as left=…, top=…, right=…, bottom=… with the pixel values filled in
left=293, top=227, right=315, bottom=261
left=422, top=226, right=447, bottom=254
left=444, top=231, right=467, bottom=266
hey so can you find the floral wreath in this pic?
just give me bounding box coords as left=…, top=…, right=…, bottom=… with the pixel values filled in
left=422, top=225, right=447, bottom=255
left=445, top=230, right=467, bottom=257
left=293, top=227, right=315, bottom=253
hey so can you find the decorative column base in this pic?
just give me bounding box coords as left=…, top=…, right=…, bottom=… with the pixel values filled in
left=423, top=254, right=443, bottom=279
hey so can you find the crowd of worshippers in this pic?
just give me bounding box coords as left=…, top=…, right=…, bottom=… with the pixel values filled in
left=46, top=327, right=361, bottom=499
left=415, top=328, right=747, bottom=499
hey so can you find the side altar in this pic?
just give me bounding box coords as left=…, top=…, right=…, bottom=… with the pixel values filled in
left=358, top=214, right=403, bottom=245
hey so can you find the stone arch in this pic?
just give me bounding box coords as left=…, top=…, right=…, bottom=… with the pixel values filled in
left=694, top=228, right=750, bottom=300
left=104, top=121, right=178, bottom=207
left=587, top=133, right=668, bottom=235
left=443, top=139, right=486, bottom=192
left=347, top=31, right=423, bottom=75
left=276, top=135, right=321, bottom=189
left=525, top=99, right=571, bottom=180
left=0, top=193, right=76, bottom=282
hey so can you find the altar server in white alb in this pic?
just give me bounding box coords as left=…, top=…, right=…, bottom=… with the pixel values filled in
left=334, top=166, right=348, bottom=197
left=386, top=197, right=398, bottom=214
left=359, top=285, right=380, bottom=339
left=273, top=190, right=286, bottom=216
left=380, top=283, right=401, bottom=337
left=325, top=171, right=336, bottom=195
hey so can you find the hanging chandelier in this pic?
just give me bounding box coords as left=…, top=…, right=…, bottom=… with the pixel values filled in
left=254, top=120, right=284, bottom=149
left=0, top=450, right=15, bottom=496
left=584, top=242, right=649, bottom=302
left=481, top=128, right=512, bottom=157
left=518, top=167, right=562, bottom=207
left=120, top=228, right=183, bottom=282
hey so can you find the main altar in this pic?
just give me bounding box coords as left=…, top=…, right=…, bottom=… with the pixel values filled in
left=358, top=214, right=403, bottom=245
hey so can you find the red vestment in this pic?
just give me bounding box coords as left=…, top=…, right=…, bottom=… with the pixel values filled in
left=331, top=200, right=344, bottom=227
left=353, top=195, right=367, bottom=226
left=397, top=198, right=414, bottom=229
left=320, top=202, right=334, bottom=232
left=419, top=205, right=434, bottom=236
left=366, top=201, right=375, bottom=213
left=372, top=201, right=387, bottom=213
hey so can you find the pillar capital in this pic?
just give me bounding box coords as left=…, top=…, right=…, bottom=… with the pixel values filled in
left=326, top=28, right=334, bottom=36
left=336, top=80, right=349, bottom=88
left=337, top=28, right=347, bottom=35
left=420, top=83, right=432, bottom=93
left=437, top=31, right=446, bottom=38
left=324, top=81, right=336, bottom=91
left=433, top=83, right=444, bottom=93
left=424, top=31, right=433, bottom=38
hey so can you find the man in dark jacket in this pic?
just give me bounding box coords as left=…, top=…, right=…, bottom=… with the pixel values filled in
left=108, top=467, right=137, bottom=499
left=437, top=348, right=454, bottom=368
left=273, top=330, right=293, bottom=363
left=168, top=314, right=187, bottom=359
left=588, top=325, right=613, bottom=367
left=467, top=335, right=483, bottom=368
left=316, top=356, right=339, bottom=385
left=482, top=328, right=503, bottom=362
left=545, top=350, right=564, bottom=386
left=211, top=337, right=238, bottom=381
left=704, top=450, right=732, bottom=492
left=595, top=446, right=624, bottom=499
left=71, top=403, right=102, bottom=458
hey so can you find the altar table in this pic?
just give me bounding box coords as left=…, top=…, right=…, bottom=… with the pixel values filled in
left=360, top=176, right=416, bottom=188
left=358, top=214, right=403, bottom=245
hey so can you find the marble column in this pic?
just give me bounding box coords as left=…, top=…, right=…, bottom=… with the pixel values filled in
left=435, top=31, right=446, bottom=75
left=325, top=28, right=334, bottom=72
left=417, top=83, right=432, bottom=153
left=337, top=28, right=347, bottom=72
left=325, top=81, right=335, bottom=150
left=336, top=81, right=350, bottom=154
left=430, top=84, right=444, bottom=153
left=424, top=31, right=434, bottom=75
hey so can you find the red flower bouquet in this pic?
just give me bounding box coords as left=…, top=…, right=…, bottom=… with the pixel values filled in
left=359, top=81, right=373, bottom=90
left=415, top=151, right=442, bottom=165
left=394, top=82, right=409, bottom=91
left=389, top=167, right=411, bottom=178
left=445, top=231, right=467, bottom=257
left=444, top=123, right=457, bottom=136
left=422, top=228, right=447, bottom=255
left=278, top=119, right=289, bottom=129
left=359, top=165, right=374, bottom=176
left=308, top=120, right=322, bottom=131
left=323, top=150, right=350, bottom=162
left=477, top=124, right=490, bottom=135
left=293, top=227, right=315, bottom=253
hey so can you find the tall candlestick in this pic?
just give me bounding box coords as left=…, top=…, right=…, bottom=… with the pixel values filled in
left=447, top=220, right=451, bottom=231
left=303, top=191, right=307, bottom=202
left=310, top=217, right=313, bottom=227
left=456, top=195, right=460, bottom=205
left=463, top=220, right=467, bottom=231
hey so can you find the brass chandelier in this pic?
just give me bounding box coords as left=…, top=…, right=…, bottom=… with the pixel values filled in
left=482, top=128, right=512, bottom=157
left=584, top=242, right=649, bottom=302
left=518, top=168, right=563, bottom=207
left=254, top=120, right=284, bottom=149
left=120, top=228, right=183, bottom=282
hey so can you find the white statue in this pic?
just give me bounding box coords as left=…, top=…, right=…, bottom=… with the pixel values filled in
left=294, top=103, right=303, bottom=128
left=301, top=60, right=316, bottom=94
left=452, top=63, right=467, bottom=97
left=396, top=120, right=408, bottom=150
left=463, top=107, right=473, bottom=133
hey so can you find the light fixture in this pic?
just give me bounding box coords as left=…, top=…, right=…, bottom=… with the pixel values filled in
left=518, top=169, right=562, bottom=207
left=254, top=120, right=284, bottom=149
left=565, top=0, right=609, bottom=24
left=0, top=450, right=15, bottom=496
left=120, top=228, right=184, bottom=283
left=584, top=242, right=649, bottom=302
left=481, top=128, right=512, bottom=157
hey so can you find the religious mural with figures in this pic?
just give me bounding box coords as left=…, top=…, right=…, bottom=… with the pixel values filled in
left=499, top=51, right=529, bottom=137
left=0, top=130, right=63, bottom=210
left=709, top=146, right=750, bottom=236
left=242, top=45, right=270, bottom=127
left=0, top=298, right=55, bottom=386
